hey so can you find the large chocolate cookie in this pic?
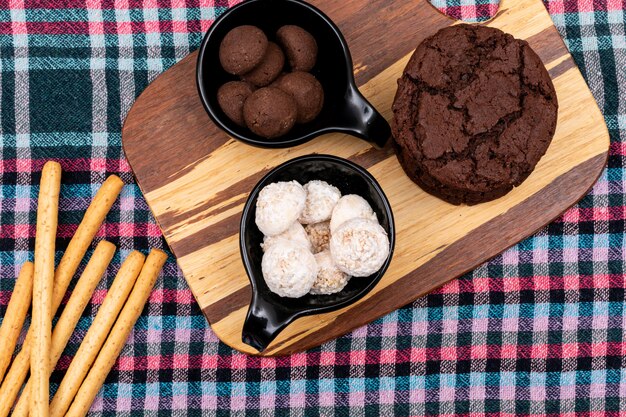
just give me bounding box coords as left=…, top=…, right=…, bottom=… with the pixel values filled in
left=391, top=24, right=558, bottom=205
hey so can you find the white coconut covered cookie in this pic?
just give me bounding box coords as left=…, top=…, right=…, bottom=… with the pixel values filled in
left=261, top=221, right=312, bottom=252
left=329, top=194, right=377, bottom=233
left=261, top=239, right=318, bottom=298
left=298, top=180, right=341, bottom=224
left=305, top=221, right=331, bottom=253
left=310, top=250, right=350, bottom=295
left=255, top=180, right=306, bottom=236
left=254, top=177, right=390, bottom=299
left=330, top=218, right=389, bottom=277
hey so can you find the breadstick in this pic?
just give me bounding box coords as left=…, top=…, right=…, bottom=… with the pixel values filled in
left=31, top=161, right=61, bottom=417
left=10, top=241, right=115, bottom=417
left=64, top=250, right=167, bottom=417
left=0, top=175, right=123, bottom=417
left=0, top=262, right=33, bottom=383
left=49, top=250, right=146, bottom=417
left=52, top=175, right=124, bottom=313
left=0, top=340, right=30, bottom=416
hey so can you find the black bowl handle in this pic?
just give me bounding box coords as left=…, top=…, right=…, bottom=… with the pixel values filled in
left=242, top=292, right=298, bottom=352
left=336, top=85, right=391, bottom=149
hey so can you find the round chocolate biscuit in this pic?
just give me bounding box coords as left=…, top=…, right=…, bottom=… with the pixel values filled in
left=219, top=25, right=268, bottom=75
left=391, top=24, right=558, bottom=205
left=217, top=81, right=255, bottom=126
left=242, top=42, right=285, bottom=87
left=274, top=71, right=324, bottom=123
left=243, top=87, right=298, bottom=139
left=276, top=25, right=317, bottom=72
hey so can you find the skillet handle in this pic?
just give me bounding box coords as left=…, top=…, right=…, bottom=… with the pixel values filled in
left=241, top=293, right=297, bottom=352
left=337, top=85, right=391, bottom=149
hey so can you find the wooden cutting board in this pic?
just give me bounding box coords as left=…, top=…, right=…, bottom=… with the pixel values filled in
left=122, top=0, right=609, bottom=355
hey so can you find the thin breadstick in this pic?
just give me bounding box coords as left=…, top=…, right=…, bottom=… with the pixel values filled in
left=0, top=175, right=123, bottom=417
left=0, top=339, right=30, bottom=416
left=48, top=250, right=146, bottom=417
left=31, top=161, right=61, bottom=417
left=10, top=241, right=116, bottom=417
left=51, top=175, right=123, bottom=312
left=64, top=250, right=167, bottom=417
left=0, top=262, right=33, bottom=383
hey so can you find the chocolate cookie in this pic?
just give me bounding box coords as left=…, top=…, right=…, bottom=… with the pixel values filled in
left=276, top=25, right=317, bottom=72
left=391, top=24, right=558, bottom=205
left=219, top=25, right=268, bottom=75
left=274, top=72, right=324, bottom=123
left=217, top=81, right=254, bottom=126
left=243, top=87, right=298, bottom=139
left=242, top=42, right=285, bottom=87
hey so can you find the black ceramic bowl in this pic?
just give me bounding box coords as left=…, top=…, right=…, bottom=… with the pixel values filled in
left=196, top=0, right=391, bottom=149
left=240, top=155, right=395, bottom=352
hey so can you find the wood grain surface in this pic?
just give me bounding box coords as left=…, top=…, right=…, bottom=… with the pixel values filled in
left=122, top=0, right=610, bottom=355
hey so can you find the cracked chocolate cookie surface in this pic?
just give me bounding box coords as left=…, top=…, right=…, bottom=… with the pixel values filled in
left=391, top=24, right=558, bottom=205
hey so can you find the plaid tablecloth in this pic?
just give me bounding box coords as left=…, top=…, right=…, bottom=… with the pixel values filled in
left=1, top=0, right=625, bottom=415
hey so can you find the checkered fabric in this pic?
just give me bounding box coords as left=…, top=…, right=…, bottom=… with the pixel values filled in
left=430, top=0, right=500, bottom=22
left=1, top=0, right=625, bottom=415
